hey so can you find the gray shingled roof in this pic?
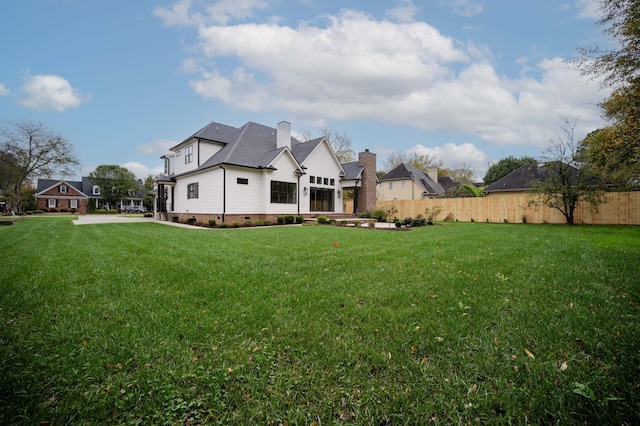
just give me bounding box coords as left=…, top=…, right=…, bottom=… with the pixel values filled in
left=341, top=161, right=364, bottom=180
left=175, top=121, right=338, bottom=174
left=483, top=163, right=544, bottom=192
left=380, top=163, right=444, bottom=195
left=36, top=179, right=85, bottom=194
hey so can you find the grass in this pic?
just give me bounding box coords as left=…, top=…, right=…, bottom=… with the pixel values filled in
left=1, top=217, right=639, bottom=425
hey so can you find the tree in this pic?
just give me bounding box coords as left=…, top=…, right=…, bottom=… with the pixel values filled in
left=382, top=152, right=436, bottom=173
left=444, top=183, right=484, bottom=198
left=581, top=126, right=638, bottom=188
left=0, top=121, right=80, bottom=211
left=439, top=165, right=475, bottom=184
left=321, top=127, right=356, bottom=164
left=88, top=165, right=139, bottom=210
left=530, top=121, right=606, bottom=225
left=578, top=0, right=640, bottom=182
left=483, top=156, right=537, bottom=186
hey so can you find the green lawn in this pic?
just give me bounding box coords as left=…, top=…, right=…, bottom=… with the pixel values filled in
left=1, top=218, right=639, bottom=425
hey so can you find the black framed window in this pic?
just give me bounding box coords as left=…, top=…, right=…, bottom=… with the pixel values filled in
left=237, top=178, right=248, bottom=185
left=270, top=181, right=297, bottom=204
left=185, top=145, right=193, bottom=164
left=187, top=183, right=199, bottom=199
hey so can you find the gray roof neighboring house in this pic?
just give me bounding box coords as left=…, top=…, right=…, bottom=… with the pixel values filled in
left=482, top=163, right=546, bottom=193
left=36, top=177, right=146, bottom=199
left=380, top=163, right=445, bottom=196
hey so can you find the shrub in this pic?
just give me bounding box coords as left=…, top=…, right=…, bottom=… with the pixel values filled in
left=70, top=208, right=76, bottom=214
left=425, top=206, right=444, bottom=222
left=284, top=215, right=295, bottom=224
left=328, top=219, right=336, bottom=225
left=354, top=221, right=361, bottom=227
left=277, top=216, right=285, bottom=224
left=244, top=220, right=253, bottom=227
left=209, top=219, right=217, bottom=226
left=186, top=217, right=197, bottom=225
left=295, top=216, right=304, bottom=224
left=341, top=220, right=347, bottom=226
left=444, top=212, right=455, bottom=222
left=470, top=218, right=475, bottom=222
left=144, top=213, right=153, bottom=218
left=368, top=221, right=375, bottom=228
left=263, top=220, right=271, bottom=226
left=317, top=216, right=328, bottom=224
left=255, top=220, right=264, bottom=226
left=504, top=219, right=509, bottom=223
left=412, top=218, right=426, bottom=227
left=219, top=222, right=228, bottom=228
left=233, top=222, right=241, bottom=228
left=60, top=208, right=68, bottom=213
left=172, top=215, right=179, bottom=222
left=395, top=220, right=402, bottom=228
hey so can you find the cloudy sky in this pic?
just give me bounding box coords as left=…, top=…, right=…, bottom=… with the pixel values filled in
left=0, top=0, right=610, bottom=180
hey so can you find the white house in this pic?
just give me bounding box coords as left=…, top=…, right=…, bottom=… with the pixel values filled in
left=154, top=120, right=376, bottom=223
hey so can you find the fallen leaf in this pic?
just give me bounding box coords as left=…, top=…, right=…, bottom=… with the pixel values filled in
left=494, top=336, right=499, bottom=347
left=559, top=361, right=568, bottom=371
left=524, top=348, right=535, bottom=360
left=252, top=347, right=261, bottom=353
left=42, top=395, right=56, bottom=406
left=435, top=336, right=444, bottom=342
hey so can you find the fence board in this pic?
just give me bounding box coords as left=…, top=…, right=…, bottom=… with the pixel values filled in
left=376, top=192, right=640, bottom=225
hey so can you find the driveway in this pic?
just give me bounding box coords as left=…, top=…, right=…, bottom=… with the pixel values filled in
left=72, top=215, right=156, bottom=225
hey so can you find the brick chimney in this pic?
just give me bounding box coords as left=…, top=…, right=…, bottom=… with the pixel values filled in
left=277, top=121, right=291, bottom=150
left=357, top=149, right=377, bottom=213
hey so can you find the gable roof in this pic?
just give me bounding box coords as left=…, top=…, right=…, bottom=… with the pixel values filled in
left=36, top=177, right=146, bottom=199
left=482, top=163, right=545, bottom=192
left=36, top=179, right=85, bottom=195
left=380, top=163, right=445, bottom=195
left=169, top=121, right=345, bottom=176
left=341, top=161, right=364, bottom=180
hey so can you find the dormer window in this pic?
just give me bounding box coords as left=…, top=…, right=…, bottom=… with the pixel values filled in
left=164, top=158, right=170, bottom=175
left=60, top=185, right=67, bottom=193
left=93, top=185, right=100, bottom=195
left=185, top=145, right=193, bottom=164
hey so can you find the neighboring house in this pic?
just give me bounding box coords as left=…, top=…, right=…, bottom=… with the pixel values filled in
left=377, top=163, right=445, bottom=200
left=154, top=120, right=377, bottom=223
left=35, top=178, right=146, bottom=213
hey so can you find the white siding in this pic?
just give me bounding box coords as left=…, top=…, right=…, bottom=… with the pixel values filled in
left=225, top=167, right=265, bottom=213
left=198, top=142, right=223, bottom=165
left=265, top=152, right=301, bottom=215
left=300, top=141, right=344, bottom=214
left=173, top=168, right=223, bottom=213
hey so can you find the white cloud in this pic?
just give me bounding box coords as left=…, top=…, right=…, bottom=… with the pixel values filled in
left=575, top=0, right=600, bottom=19
left=19, top=74, right=90, bottom=112
left=410, top=142, right=492, bottom=180
left=439, top=0, right=485, bottom=17
left=122, top=161, right=164, bottom=180
left=0, top=83, right=10, bottom=96
left=162, top=6, right=609, bottom=151
left=155, top=0, right=269, bottom=27
left=386, top=0, right=419, bottom=23
left=136, top=139, right=177, bottom=155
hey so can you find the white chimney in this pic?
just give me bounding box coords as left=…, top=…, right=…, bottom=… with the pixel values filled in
left=277, top=121, right=291, bottom=150
left=427, top=166, right=438, bottom=182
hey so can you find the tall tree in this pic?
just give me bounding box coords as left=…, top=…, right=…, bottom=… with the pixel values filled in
left=383, top=152, right=436, bottom=173
left=530, top=121, right=605, bottom=225
left=88, top=165, right=139, bottom=210
left=321, top=127, right=356, bottom=164
left=578, top=0, right=640, bottom=183
left=483, top=156, right=537, bottom=186
left=0, top=121, right=80, bottom=211
left=439, top=165, right=475, bottom=184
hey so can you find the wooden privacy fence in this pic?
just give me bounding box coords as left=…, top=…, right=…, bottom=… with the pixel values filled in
left=376, top=192, right=640, bottom=225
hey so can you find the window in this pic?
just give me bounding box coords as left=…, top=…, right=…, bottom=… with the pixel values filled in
left=401, top=181, right=406, bottom=189
left=60, top=185, right=67, bottom=193
left=93, top=185, right=100, bottom=195
left=70, top=199, right=78, bottom=209
left=164, top=158, right=170, bottom=175
left=310, top=176, right=315, bottom=184
left=185, top=145, right=193, bottom=164
left=388, top=182, right=393, bottom=190
left=310, top=188, right=334, bottom=212
left=187, top=183, right=199, bottom=199
left=271, top=181, right=297, bottom=204
left=48, top=199, right=56, bottom=208
left=316, top=176, right=321, bottom=184
left=237, top=178, right=248, bottom=185
left=330, top=179, right=335, bottom=186
left=323, top=178, right=329, bottom=185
